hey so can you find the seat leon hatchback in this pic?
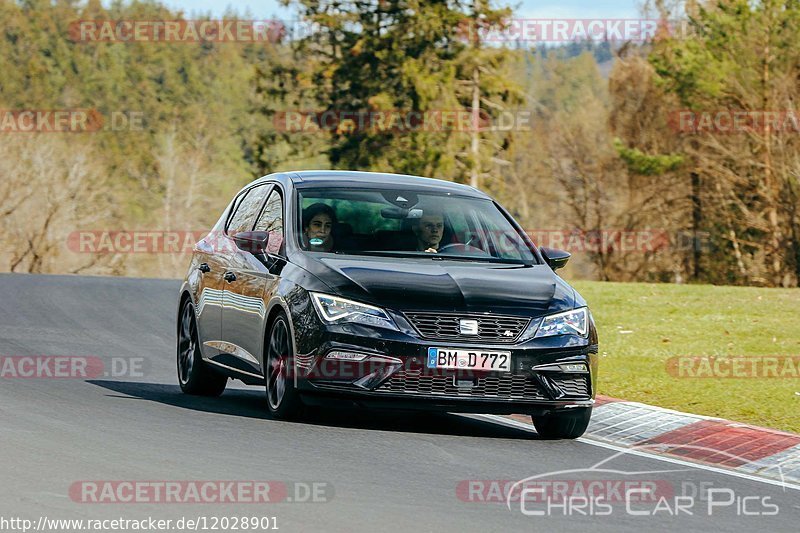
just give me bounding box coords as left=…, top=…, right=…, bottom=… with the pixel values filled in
left=177, top=171, right=598, bottom=438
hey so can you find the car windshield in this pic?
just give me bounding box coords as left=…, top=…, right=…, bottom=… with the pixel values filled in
left=297, top=187, right=536, bottom=264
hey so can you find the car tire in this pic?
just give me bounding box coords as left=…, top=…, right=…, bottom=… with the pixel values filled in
left=264, top=315, right=304, bottom=420
left=177, top=299, right=227, bottom=396
left=532, top=407, right=592, bottom=439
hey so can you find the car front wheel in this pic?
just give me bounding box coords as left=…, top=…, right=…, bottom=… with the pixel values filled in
left=532, top=407, right=592, bottom=439
left=177, top=299, right=227, bottom=396
left=264, top=315, right=303, bottom=420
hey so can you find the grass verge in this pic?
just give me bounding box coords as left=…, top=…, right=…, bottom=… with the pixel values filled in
left=572, top=280, right=800, bottom=433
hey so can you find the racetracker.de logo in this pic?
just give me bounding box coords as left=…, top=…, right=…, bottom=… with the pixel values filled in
left=461, top=18, right=688, bottom=42
left=668, top=110, right=800, bottom=135
left=0, top=356, right=144, bottom=379
left=666, top=355, right=800, bottom=378
left=456, top=479, right=675, bottom=504
left=67, top=231, right=209, bottom=254
left=0, top=109, right=144, bottom=133
left=69, top=20, right=288, bottom=43
left=69, top=481, right=333, bottom=504
left=526, top=229, right=672, bottom=253
left=66, top=230, right=283, bottom=255
left=273, top=109, right=531, bottom=134
left=0, top=109, right=102, bottom=133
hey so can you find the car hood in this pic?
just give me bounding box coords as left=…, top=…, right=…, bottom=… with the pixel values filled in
left=302, top=255, right=575, bottom=315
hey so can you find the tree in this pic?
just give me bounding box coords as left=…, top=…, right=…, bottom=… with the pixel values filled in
left=255, top=0, right=521, bottom=190
left=648, top=0, right=800, bottom=286
left=0, top=136, right=115, bottom=274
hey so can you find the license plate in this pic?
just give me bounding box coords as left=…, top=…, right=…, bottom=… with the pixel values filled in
left=426, top=347, right=511, bottom=372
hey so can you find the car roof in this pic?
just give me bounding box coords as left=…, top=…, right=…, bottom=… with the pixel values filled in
left=260, top=170, right=489, bottom=199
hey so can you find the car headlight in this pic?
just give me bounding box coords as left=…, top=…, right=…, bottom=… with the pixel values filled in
left=534, top=308, right=589, bottom=338
left=310, top=292, right=399, bottom=331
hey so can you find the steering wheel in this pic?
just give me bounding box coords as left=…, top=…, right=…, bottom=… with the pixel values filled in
left=436, top=243, right=488, bottom=255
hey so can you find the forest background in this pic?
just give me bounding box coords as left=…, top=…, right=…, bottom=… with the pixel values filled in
left=1, top=0, right=798, bottom=288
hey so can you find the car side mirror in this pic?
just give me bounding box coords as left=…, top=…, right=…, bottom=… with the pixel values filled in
left=232, top=231, right=270, bottom=254
left=540, top=247, right=570, bottom=271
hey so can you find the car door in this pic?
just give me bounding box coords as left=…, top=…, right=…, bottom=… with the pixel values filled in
left=221, top=185, right=284, bottom=376
left=193, top=239, right=226, bottom=358
left=193, top=193, right=252, bottom=359
left=202, top=183, right=271, bottom=375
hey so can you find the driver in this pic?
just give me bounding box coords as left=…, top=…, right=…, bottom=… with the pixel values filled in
left=302, top=203, right=336, bottom=252
left=412, top=210, right=444, bottom=253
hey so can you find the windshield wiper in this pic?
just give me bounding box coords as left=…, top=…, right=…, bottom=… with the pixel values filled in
left=355, top=250, right=435, bottom=259
left=350, top=250, right=528, bottom=265
left=430, top=255, right=529, bottom=265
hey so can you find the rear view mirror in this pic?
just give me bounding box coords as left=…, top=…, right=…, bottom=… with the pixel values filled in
left=540, top=247, right=570, bottom=271
left=381, top=207, right=409, bottom=219
left=232, top=231, right=270, bottom=254
left=380, top=207, right=425, bottom=220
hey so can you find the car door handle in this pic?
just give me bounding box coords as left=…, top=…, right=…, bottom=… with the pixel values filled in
left=223, top=271, right=237, bottom=283
left=198, top=263, right=211, bottom=273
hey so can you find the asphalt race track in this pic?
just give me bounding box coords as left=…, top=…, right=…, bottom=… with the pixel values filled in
left=1, top=273, right=798, bottom=532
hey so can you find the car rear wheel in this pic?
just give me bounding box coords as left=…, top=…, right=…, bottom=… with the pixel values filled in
left=264, top=315, right=303, bottom=420
left=532, top=407, right=591, bottom=439
left=177, top=299, right=227, bottom=396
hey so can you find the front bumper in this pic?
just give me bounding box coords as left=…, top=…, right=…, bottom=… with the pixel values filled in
left=292, top=320, right=598, bottom=414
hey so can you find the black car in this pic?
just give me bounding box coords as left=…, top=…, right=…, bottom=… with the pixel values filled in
left=177, top=171, right=598, bottom=438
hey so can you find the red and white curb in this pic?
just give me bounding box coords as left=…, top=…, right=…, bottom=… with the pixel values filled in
left=502, top=395, right=800, bottom=486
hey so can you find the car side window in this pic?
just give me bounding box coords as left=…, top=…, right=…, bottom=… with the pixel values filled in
left=254, top=189, right=284, bottom=254
left=227, top=185, right=269, bottom=235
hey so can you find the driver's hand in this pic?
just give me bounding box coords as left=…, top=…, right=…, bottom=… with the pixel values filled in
left=424, top=247, right=438, bottom=253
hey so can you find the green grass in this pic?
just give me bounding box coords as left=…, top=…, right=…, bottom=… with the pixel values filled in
left=571, top=281, right=800, bottom=433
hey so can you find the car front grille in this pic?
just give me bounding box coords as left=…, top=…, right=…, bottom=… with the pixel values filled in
left=375, top=370, right=590, bottom=401
left=403, top=312, right=530, bottom=344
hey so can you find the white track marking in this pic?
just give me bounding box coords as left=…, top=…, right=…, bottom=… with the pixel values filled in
left=464, top=413, right=800, bottom=492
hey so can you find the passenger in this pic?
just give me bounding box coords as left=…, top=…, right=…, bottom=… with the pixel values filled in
left=412, top=210, right=444, bottom=253
left=302, top=203, right=336, bottom=252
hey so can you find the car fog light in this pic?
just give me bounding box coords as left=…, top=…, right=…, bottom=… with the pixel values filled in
left=326, top=351, right=369, bottom=361
left=560, top=363, right=588, bottom=373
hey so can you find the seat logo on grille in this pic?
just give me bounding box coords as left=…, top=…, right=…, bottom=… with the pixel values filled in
left=459, top=319, right=479, bottom=335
